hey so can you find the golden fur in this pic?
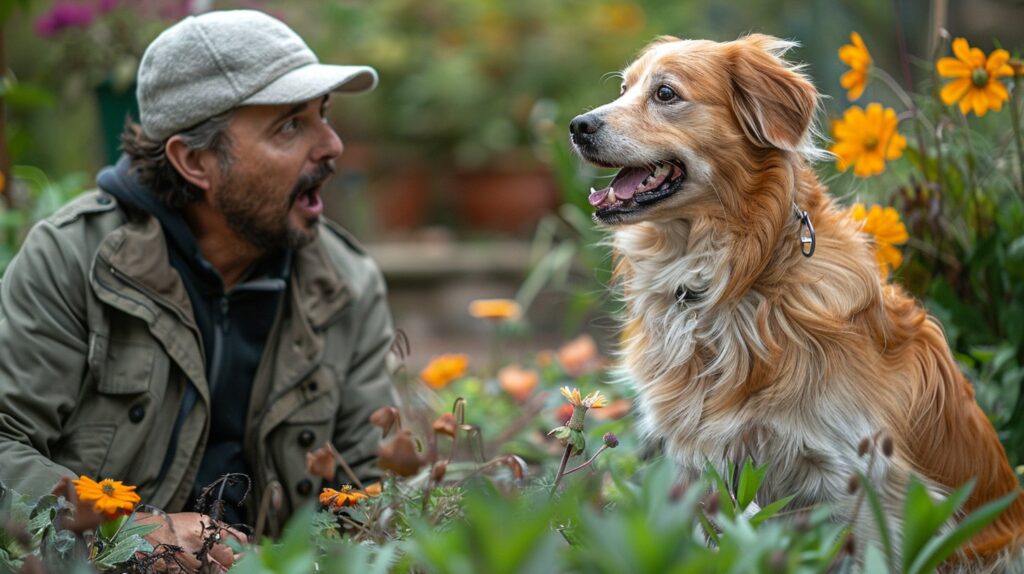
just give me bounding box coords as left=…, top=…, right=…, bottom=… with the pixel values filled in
left=575, top=34, right=1024, bottom=569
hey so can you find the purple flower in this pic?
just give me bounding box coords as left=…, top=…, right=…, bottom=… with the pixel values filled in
left=96, top=0, right=119, bottom=15
left=34, top=3, right=96, bottom=38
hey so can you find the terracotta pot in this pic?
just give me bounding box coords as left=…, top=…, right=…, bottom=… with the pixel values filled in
left=370, top=168, right=431, bottom=232
left=454, top=167, right=558, bottom=235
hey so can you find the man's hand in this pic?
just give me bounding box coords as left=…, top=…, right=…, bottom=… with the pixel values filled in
left=135, top=512, right=248, bottom=572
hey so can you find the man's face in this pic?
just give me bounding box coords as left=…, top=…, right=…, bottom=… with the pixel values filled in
left=211, top=95, right=343, bottom=252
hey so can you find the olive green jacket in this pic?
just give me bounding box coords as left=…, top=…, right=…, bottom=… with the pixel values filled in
left=0, top=191, right=395, bottom=522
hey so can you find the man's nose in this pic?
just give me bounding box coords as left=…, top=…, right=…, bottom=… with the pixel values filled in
left=314, top=123, right=344, bottom=162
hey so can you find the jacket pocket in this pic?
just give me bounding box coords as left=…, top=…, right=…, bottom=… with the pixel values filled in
left=52, top=423, right=117, bottom=478
left=98, top=341, right=156, bottom=395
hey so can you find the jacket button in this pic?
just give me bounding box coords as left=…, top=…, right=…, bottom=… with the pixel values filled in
left=296, top=478, right=313, bottom=496
left=298, top=429, right=315, bottom=448
left=307, top=381, right=319, bottom=393
left=129, top=405, right=145, bottom=423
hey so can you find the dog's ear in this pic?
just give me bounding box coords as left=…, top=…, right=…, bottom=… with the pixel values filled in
left=728, top=34, right=818, bottom=152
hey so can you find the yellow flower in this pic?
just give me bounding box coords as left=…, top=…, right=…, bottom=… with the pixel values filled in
left=73, top=476, right=141, bottom=519
left=363, top=482, right=382, bottom=497
left=839, top=32, right=872, bottom=101
left=419, top=354, right=469, bottom=389
left=319, top=485, right=367, bottom=510
left=849, top=203, right=909, bottom=278
left=468, top=298, right=521, bottom=321
left=937, top=38, right=1013, bottom=117
left=830, top=104, right=906, bottom=177
left=559, top=386, right=607, bottom=409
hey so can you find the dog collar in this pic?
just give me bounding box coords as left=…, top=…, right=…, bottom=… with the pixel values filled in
left=793, top=203, right=815, bottom=257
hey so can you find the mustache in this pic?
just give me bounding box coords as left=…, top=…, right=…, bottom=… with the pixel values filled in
left=288, top=160, right=336, bottom=206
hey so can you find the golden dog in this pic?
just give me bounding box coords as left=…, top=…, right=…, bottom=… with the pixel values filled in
left=570, top=34, right=1024, bottom=570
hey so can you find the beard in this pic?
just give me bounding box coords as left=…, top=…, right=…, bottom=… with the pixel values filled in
left=215, top=160, right=335, bottom=253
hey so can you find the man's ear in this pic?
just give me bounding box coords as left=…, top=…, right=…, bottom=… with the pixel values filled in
left=728, top=34, right=818, bottom=152
left=164, top=136, right=217, bottom=193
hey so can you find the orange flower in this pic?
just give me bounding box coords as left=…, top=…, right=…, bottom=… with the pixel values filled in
left=554, top=403, right=574, bottom=425
left=363, top=482, right=382, bottom=497
left=839, top=32, right=871, bottom=101
left=319, top=485, right=367, bottom=510
left=498, top=365, right=539, bottom=402
left=468, top=298, right=521, bottom=321
left=937, top=38, right=1013, bottom=117
left=849, top=203, right=909, bottom=278
left=830, top=104, right=906, bottom=177
left=557, top=335, right=601, bottom=377
left=72, top=476, right=141, bottom=519
left=419, top=353, right=469, bottom=389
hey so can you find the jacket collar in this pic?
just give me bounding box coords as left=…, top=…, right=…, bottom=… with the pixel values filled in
left=97, top=213, right=351, bottom=329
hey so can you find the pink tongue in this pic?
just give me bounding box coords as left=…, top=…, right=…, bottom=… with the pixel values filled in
left=611, top=167, right=649, bottom=200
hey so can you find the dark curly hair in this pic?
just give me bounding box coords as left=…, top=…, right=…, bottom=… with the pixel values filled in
left=119, top=111, right=235, bottom=209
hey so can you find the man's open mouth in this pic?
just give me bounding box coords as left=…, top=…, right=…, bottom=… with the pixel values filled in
left=588, top=160, right=687, bottom=219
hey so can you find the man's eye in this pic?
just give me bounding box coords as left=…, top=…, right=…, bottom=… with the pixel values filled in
left=655, top=85, right=678, bottom=102
left=281, top=118, right=299, bottom=133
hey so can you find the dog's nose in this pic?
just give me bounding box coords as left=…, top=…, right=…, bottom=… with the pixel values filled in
left=569, top=114, right=604, bottom=139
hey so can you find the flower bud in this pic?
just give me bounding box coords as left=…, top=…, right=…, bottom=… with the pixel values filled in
left=369, top=406, right=401, bottom=438
left=377, top=430, right=424, bottom=477
left=432, top=413, right=457, bottom=437
left=603, top=432, right=620, bottom=449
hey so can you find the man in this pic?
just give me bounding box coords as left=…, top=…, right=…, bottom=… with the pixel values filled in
left=0, top=9, right=395, bottom=569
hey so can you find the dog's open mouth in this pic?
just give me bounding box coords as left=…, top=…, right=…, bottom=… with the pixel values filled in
left=588, top=161, right=687, bottom=220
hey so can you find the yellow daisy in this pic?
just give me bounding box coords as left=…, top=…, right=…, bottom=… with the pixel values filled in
left=849, top=203, right=909, bottom=278
left=937, top=38, right=1013, bottom=117
left=830, top=104, right=907, bottom=177
left=839, top=32, right=872, bottom=101
left=468, top=298, right=521, bottom=321
left=419, top=354, right=469, bottom=389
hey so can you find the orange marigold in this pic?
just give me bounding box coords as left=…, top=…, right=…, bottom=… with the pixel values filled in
left=319, top=485, right=367, bottom=510
left=73, top=476, right=141, bottom=519
left=419, top=353, right=469, bottom=389
left=937, top=38, right=1013, bottom=117
left=839, top=32, right=871, bottom=101
left=830, top=104, right=906, bottom=177
left=849, top=203, right=909, bottom=278
left=468, top=298, right=521, bottom=321
left=498, top=364, right=539, bottom=402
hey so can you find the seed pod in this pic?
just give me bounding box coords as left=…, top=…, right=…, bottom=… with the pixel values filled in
left=847, top=474, right=860, bottom=494
left=703, top=491, right=720, bottom=515
left=432, top=413, right=457, bottom=437
left=857, top=437, right=871, bottom=457
left=377, top=430, right=424, bottom=477
left=881, top=435, right=894, bottom=458
left=369, top=406, right=401, bottom=438
left=430, top=461, right=448, bottom=483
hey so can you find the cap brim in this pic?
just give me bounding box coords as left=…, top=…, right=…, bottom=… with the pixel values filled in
left=241, top=64, right=378, bottom=106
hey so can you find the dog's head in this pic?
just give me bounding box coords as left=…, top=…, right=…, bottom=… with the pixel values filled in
left=571, top=34, right=820, bottom=225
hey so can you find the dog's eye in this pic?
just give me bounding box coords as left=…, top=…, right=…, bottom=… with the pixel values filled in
left=655, top=85, right=679, bottom=102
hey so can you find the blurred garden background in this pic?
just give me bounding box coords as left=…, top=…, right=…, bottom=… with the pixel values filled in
left=4, top=1, right=1024, bottom=571
left=2, top=0, right=1024, bottom=431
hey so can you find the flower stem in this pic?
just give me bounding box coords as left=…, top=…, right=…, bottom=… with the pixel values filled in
left=549, top=444, right=574, bottom=499
left=1010, top=72, right=1024, bottom=195
left=562, top=445, right=609, bottom=476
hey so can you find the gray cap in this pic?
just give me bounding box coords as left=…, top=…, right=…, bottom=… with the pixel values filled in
left=137, top=9, right=378, bottom=141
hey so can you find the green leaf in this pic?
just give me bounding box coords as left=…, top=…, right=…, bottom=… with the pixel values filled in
left=907, top=489, right=1018, bottom=574
left=749, top=495, right=794, bottom=527
left=863, top=542, right=889, bottom=574
left=859, top=472, right=894, bottom=568
left=735, top=458, right=767, bottom=511
left=93, top=534, right=153, bottom=569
